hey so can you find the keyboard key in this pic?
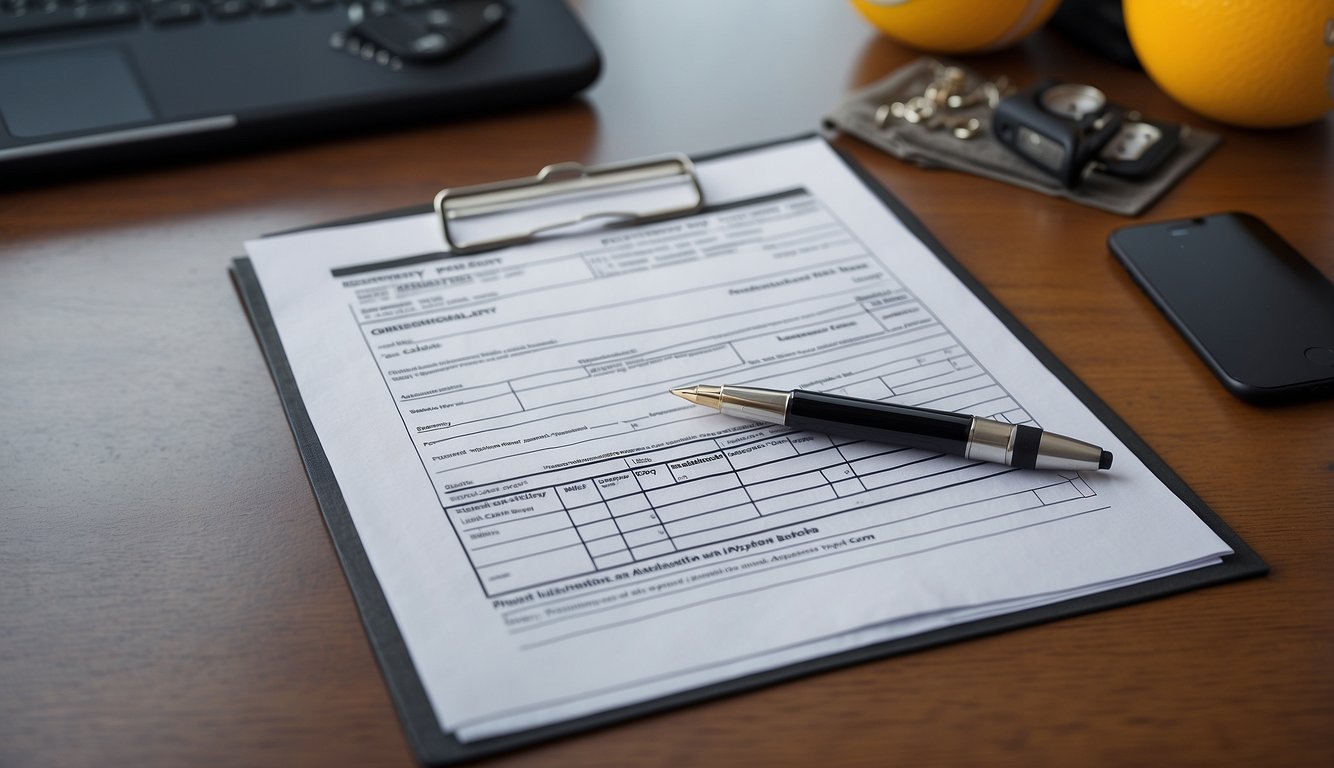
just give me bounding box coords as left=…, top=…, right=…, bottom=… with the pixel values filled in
left=208, top=0, right=247, bottom=18
left=144, top=0, right=200, bottom=23
left=252, top=0, right=292, bottom=13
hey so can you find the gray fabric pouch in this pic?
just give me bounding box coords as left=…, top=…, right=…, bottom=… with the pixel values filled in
left=823, top=58, right=1221, bottom=216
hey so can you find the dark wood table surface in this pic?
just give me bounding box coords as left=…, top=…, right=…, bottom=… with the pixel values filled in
left=4, top=2, right=1332, bottom=765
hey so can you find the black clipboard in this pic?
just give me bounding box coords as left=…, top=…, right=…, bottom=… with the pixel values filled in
left=231, top=134, right=1267, bottom=765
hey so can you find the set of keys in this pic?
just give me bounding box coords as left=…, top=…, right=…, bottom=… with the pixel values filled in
left=871, top=60, right=1182, bottom=187
left=874, top=61, right=1014, bottom=140
left=330, top=0, right=505, bottom=69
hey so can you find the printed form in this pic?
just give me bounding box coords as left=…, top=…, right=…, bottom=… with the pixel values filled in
left=245, top=138, right=1232, bottom=741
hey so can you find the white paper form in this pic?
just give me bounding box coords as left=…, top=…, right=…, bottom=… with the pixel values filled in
left=245, top=137, right=1232, bottom=742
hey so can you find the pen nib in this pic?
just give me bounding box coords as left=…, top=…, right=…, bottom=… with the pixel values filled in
left=670, top=386, right=699, bottom=404
left=670, top=385, right=722, bottom=410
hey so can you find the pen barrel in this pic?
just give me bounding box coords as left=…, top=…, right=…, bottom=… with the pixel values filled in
left=786, top=390, right=972, bottom=455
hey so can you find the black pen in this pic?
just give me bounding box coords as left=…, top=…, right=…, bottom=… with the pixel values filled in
left=670, top=384, right=1112, bottom=472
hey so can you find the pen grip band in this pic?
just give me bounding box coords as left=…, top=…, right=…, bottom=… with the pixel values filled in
left=786, top=390, right=971, bottom=455
left=1010, top=424, right=1044, bottom=470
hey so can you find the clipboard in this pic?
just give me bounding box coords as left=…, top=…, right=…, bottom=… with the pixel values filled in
left=231, top=134, right=1267, bottom=765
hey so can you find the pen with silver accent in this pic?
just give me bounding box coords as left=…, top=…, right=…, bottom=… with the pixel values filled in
left=670, top=384, right=1112, bottom=472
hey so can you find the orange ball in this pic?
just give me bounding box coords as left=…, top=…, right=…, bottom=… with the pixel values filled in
left=1125, top=0, right=1334, bottom=128
left=850, top=0, right=1063, bottom=54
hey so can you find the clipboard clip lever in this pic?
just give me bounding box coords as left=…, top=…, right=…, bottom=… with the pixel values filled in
left=434, top=154, right=704, bottom=255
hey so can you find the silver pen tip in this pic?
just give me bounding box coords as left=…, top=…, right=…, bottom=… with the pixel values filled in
left=670, top=384, right=722, bottom=410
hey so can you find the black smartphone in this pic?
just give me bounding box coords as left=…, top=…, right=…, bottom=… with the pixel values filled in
left=1108, top=212, right=1334, bottom=403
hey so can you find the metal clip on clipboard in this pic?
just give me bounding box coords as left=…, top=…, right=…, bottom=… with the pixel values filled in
left=434, top=154, right=704, bottom=255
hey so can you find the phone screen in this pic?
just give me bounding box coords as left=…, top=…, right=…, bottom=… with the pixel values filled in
left=1109, top=212, right=1334, bottom=402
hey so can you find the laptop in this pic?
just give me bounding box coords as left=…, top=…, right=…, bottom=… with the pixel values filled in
left=0, top=0, right=600, bottom=180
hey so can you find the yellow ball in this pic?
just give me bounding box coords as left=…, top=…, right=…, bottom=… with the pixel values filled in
left=850, top=0, right=1063, bottom=54
left=1125, top=0, right=1334, bottom=128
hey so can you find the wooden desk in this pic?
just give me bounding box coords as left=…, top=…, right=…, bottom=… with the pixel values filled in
left=3, top=2, right=1331, bottom=765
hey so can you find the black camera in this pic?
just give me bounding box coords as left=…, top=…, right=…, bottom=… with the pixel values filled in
left=993, top=80, right=1179, bottom=188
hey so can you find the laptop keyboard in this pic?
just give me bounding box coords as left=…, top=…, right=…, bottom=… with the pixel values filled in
left=0, top=0, right=338, bottom=40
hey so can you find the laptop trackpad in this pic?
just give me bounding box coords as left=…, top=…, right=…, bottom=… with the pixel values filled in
left=0, top=47, right=155, bottom=138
